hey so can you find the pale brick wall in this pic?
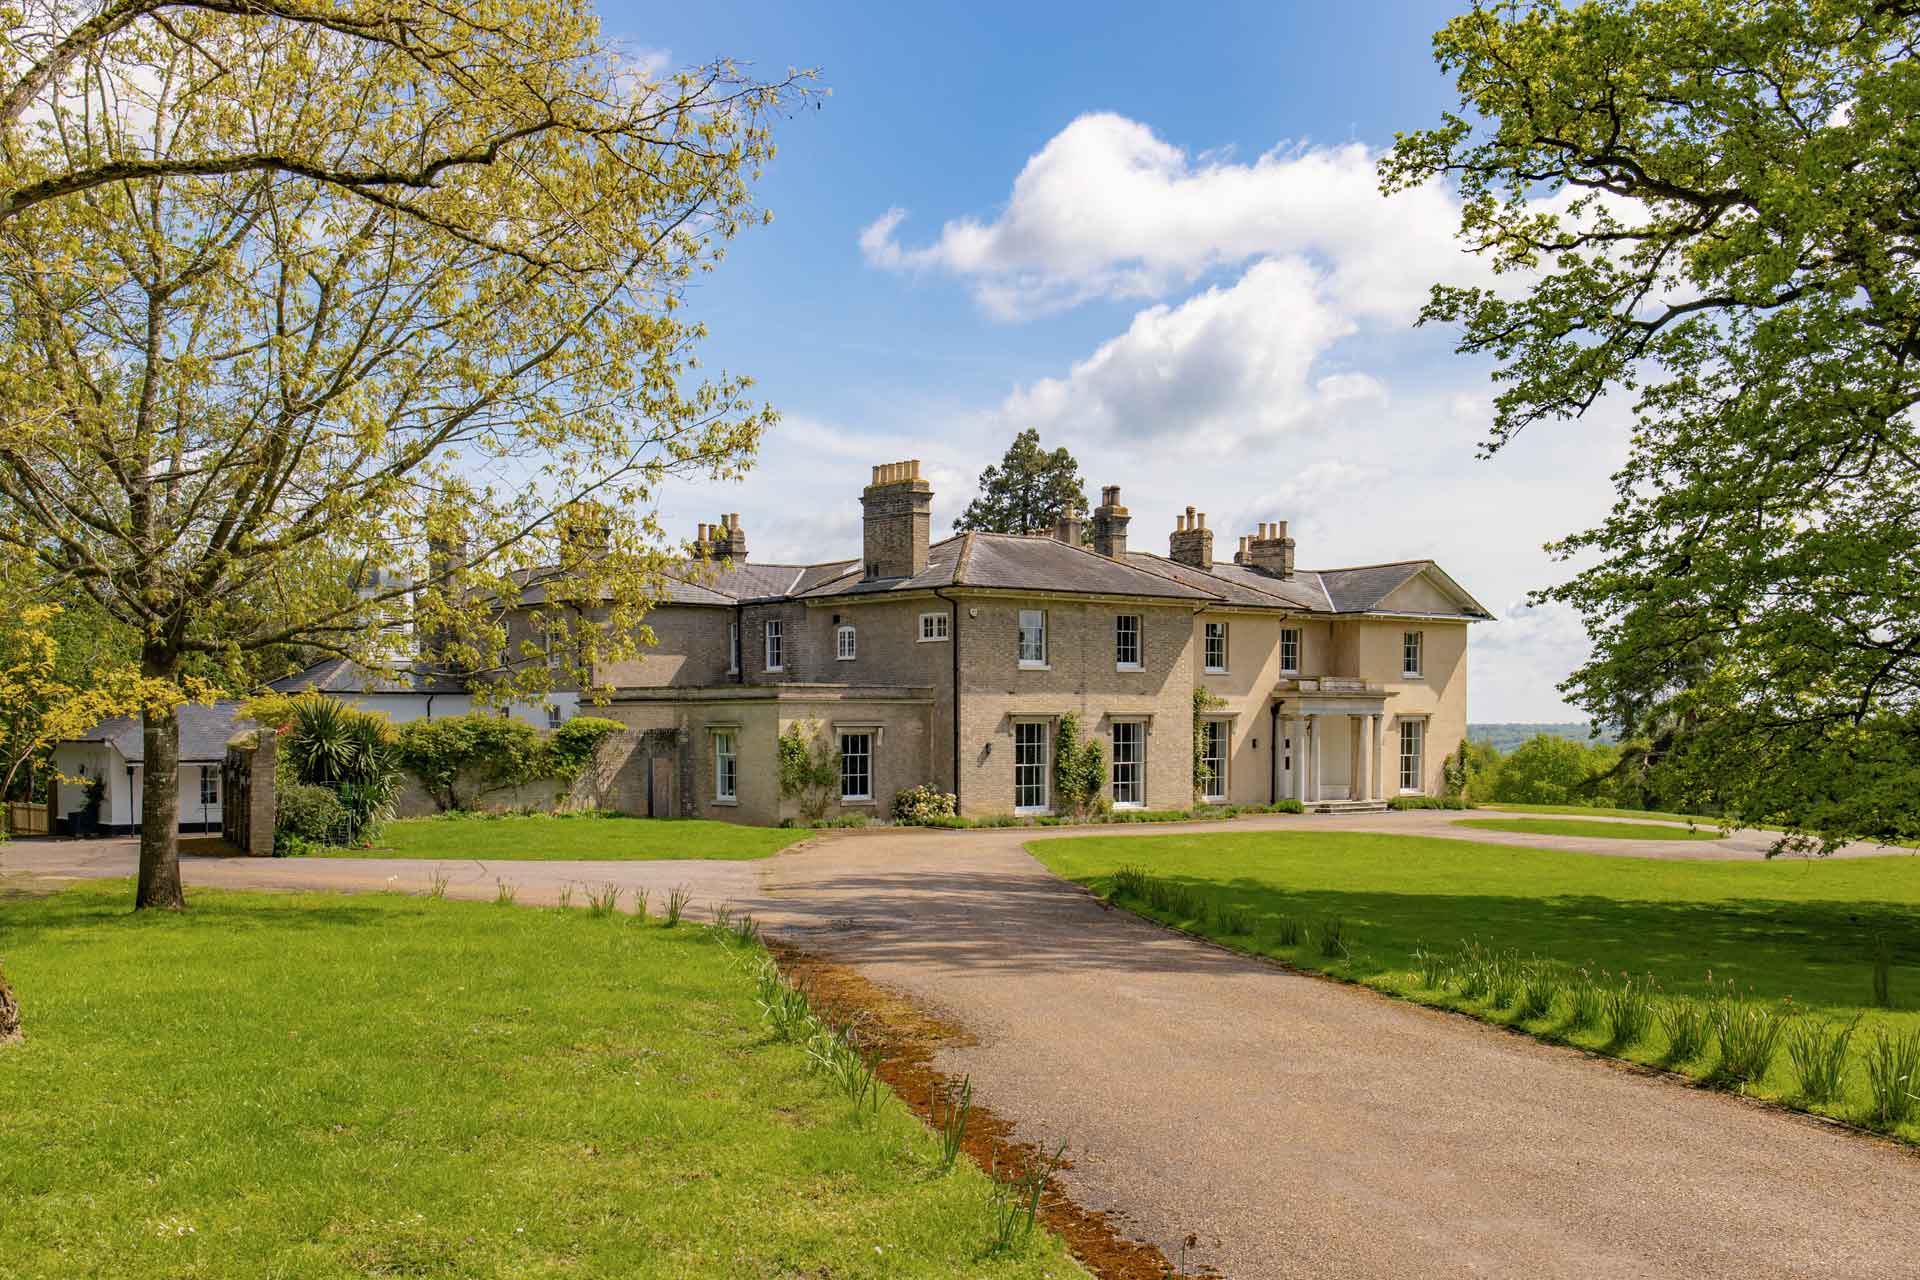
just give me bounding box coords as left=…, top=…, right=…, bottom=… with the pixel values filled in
left=1361, top=620, right=1469, bottom=795
left=592, top=604, right=734, bottom=688
left=955, top=598, right=1197, bottom=816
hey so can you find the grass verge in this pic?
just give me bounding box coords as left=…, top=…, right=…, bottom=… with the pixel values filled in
left=1453, top=817, right=1726, bottom=841
left=0, top=881, right=1078, bottom=1278
left=1030, top=830, right=1920, bottom=1139
left=310, top=813, right=808, bottom=861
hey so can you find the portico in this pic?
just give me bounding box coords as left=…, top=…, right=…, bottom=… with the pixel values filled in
left=1277, top=679, right=1394, bottom=809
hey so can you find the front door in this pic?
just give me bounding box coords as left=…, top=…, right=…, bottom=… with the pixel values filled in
left=649, top=756, right=676, bottom=818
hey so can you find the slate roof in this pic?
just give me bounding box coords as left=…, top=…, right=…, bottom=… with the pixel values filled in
left=799, top=533, right=1218, bottom=602
left=268, top=657, right=467, bottom=696
left=72, top=703, right=254, bottom=763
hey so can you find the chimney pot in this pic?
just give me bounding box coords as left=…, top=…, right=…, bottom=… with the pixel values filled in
left=861, top=459, right=932, bottom=579
left=1169, top=503, right=1214, bottom=569
left=1092, top=483, right=1130, bottom=559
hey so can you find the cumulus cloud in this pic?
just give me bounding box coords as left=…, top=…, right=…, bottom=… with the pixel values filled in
left=860, top=112, right=1483, bottom=321
left=997, top=257, right=1374, bottom=445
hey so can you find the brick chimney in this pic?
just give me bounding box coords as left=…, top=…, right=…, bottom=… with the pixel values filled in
left=1246, top=520, right=1296, bottom=578
left=1091, top=485, right=1129, bottom=559
left=861, top=460, right=932, bottom=580
left=1169, top=506, right=1213, bottom=569
left=1054, top=499, right=1085, bottom=546
left=709, top=512, right=747, bottom=562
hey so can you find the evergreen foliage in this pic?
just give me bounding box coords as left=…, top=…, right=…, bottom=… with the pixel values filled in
left=953, top=429, right=1090, bottom=537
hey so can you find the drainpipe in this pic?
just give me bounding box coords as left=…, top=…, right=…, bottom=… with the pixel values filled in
left=1269, top=700, right=1281, bottom=806
left=932, top=587, right=961, bottom=809
left=734, top=602, right=745, bottom=684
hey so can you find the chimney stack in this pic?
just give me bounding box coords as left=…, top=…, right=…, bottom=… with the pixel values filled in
left=1054, top=499, right=1085, bottom=546
left=709, top=512, right=747, bottom=562
left=1245, top=520, right=1296, bottom=579
left=1169, top=505, right=1213, bottom=569
left=861, top=460, right=932, bottom=580
left=1091, top=485, right=1130, bottom=559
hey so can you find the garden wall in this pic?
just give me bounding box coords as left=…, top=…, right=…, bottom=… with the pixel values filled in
left=393, top=727, right=655, bottom=817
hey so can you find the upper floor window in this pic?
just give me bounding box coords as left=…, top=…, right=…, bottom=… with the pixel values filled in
left=545, top=704, right=563, bottom=730
left=919, top=611, right=949, bottom=642
left=1280, top=627, right=1300, bottom=675
left=728, top=621, right=740, bottom=674
left=1403, top=630, right=1424, bottom=678
left=836, top=623, right=857, bottom=661
left=1115, top=614, right=1142, bottom=669
left=765, top=619, right=784, bottom=672
left=1018, top=609, right=1048, bottom=668
left=1203, top=621, right=1228, bottom=673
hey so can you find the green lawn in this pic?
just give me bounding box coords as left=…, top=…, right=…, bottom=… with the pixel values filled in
left=0, top=882, right=1078, bottom=1278
left=1478, top=802, right=1735, bottom=825
left=315, top=814, right=807, bottom=860
left=1030, top=831, right=1920, bottom=1136
left=1455, top=817, right=1726, bottom=841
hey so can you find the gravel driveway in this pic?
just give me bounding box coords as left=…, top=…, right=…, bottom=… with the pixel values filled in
left=10, top=813, right=1918, bottom=1277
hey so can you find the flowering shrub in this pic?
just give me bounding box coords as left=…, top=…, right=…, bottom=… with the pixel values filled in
left=892, top=783, right=958, bottom=825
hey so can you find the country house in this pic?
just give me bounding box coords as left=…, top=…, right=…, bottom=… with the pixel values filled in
left=574, top=461, right=1490, bottom=824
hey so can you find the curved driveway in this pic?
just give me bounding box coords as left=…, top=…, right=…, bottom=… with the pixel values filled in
left=8, top=813, right=1919, bottom=1277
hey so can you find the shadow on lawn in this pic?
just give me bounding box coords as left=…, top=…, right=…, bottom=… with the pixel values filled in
left=1, top=883, right=409, bottom=947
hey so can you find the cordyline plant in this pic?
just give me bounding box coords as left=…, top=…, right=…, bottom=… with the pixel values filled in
left=0, top=1, right=813, bottom=907
left=1384, top=0, right=1920, bottom=853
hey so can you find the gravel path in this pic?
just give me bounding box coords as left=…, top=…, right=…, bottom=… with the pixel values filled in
left=9, top=813, right=1919, bottom=1277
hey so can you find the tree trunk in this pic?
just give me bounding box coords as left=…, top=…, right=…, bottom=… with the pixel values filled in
left=0, top=960, right=20, bottom=1043
left=135, top=648, right=185, bottom=911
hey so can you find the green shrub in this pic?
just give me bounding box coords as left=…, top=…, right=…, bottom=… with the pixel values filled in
left=1053, top=713, right=1107, bottom=819
left=1864, top=1028, right=1920, bottom=1129
left=1601, top=973, right=1655, bottom=1048
left=394, top=713, right=543, bottom=811
left=274, top=693, right=400, bottom=842
left=546, top=716, right=623, bottom=783
left=1710, top=1000, right=1790, bottom=1086
left=1659, top=999, right=1710, bottom=1063
left=776, top=719, right=838, bottom=825
left=275, top=781, right=348, bottom=849
left=891, top=783, right=959, bottom=825
left=1785, top=1015, right=1858, bottom=1105
left=1387, top=795, right=1471, bottom=811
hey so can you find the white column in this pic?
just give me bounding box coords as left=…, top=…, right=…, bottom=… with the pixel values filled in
left=1354, top=715, right=1370, bottom=801
left=1288, top=716, right=1304, bottom=802
left=1371, top=715, right=1386, bottom=800
left=1310, top=714, right=1323, bottom=802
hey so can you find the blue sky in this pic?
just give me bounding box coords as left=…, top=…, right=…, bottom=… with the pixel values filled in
left=604, top=0, right=1628, bottom=721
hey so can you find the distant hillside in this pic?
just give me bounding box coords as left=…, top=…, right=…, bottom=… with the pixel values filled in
left=1468, top=722, right=1619, bottom=753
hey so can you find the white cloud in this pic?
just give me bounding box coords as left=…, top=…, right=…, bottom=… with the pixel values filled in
left=998, top=257, right=1367, bottom=446
left=860, top=112, right=1483, bottom=322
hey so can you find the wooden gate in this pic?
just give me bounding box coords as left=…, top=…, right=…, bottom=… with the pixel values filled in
left=222, top=747, right=253, bottom=852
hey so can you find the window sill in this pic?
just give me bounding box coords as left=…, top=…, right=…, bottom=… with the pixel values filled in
left=1279, top=668, right=1298, bottom=677
left=836, top=656, right=856, bottom=662
left=711, top=797, right=738, bottom=807
left=766, top=667, right=785, bottom=674
left=1018, top=662, right=1050, bottom=671
left=1115, top=663, right=1143, bottom=672
left=1203, top=667, right=1229, bottom=676
left=1399, top=788, right=1424, bottom=796
left=1202, top=794, right=1228, bottom=805
left=917, top=636, right=949, bottom=643
left=839, top=797, right=876, bottom=807
left=1401, top=673, right=1425, bottom=681
left=1113, top=802, right=1144, bottom=811
left=1014, top=807, right=1050, bottom=817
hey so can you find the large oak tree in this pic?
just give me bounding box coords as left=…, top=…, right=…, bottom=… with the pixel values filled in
left=1385, top=0, right=1920, bottom=852
left=0, top=1, right=809, bottom=906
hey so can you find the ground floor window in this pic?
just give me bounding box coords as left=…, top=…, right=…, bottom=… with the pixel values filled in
left=1111, top=720, right=1144, bottom=806
left=1014, top=721, right=1050, bottom=812
left=714, top=730, right=737, bottom=802
left=199, top=766, right=219, bottom=807
left=1201, top=719, right=1228, bottom=801
left=1399, top=719, right=1425, bottom=792
left=839, top=731, right=872, bottom=802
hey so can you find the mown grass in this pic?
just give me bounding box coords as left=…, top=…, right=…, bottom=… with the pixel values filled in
left=1031, top=831, right=1920, bottom=1137
left=1454, top=817, right=1726, bottom=841
left=1478, top=802, right=1736, bottom=825
left=0, top=882, right=1079, bottom=1279
left=314, top=813, right=807, bottom=861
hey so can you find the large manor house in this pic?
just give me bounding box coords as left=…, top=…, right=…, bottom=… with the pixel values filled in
left=572, top=460, right=1489, bottom=825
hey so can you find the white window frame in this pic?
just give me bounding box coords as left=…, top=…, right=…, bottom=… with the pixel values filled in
left=1280, top=627, right=1301, bottom=675
left=1017, top=609, right=1048, bottom=669
left=545, top=704, right=563, bottom=730
left=918, top=611, right=949, bottom=643
left=839, top=731, right=873, bottom=803
left=1012, top=719, right=1051, bottom=814
left=836, top=623, right=857, bottom=661
left=727, top=621, right=740, bottom=674
left=1111, top=719, right=1145, bottom=808
left=199, top=766, right=219, bottom=808
left=764, top=619, right=784, bottom=672
left=713, top=729, right=738, bottom=803
left=1114, top=614, right=1142, bottom=671
left=1399, top=718, right=1426, bottom=794
left=1201, top=718, right=1229, bottom=802
left=1403, top=630, right=1424, bottom=679
left=1203, top=621, right=1229, bottom=674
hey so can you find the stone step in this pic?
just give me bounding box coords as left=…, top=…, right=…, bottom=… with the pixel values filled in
left=1305, top=799, right=1390, bottom=814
